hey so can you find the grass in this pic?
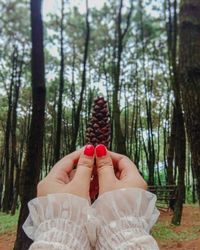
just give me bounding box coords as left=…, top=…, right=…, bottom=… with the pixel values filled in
left=0, top=211, right=19, bottom=235
left=152, top=221, right=200, bottom=242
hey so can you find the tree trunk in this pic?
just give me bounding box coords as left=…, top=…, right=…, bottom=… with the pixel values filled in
left=112, top=0, right=133, bottom=155
left=167, top=107, right=176, bottom=185
left=165, top=0, right=186, bottom=224
left=179, top=0, right=200, bottom=201
left=70, top=0, right=90, bottom=151
left=14, top=0, right=45, bottom=249
left=172, top=99, right=186, bottom=225
left=54, top=0, right=64, bottom=162
left=10, top=49, right=23, bottom=214
left=2, top=47, right=18, bottom=213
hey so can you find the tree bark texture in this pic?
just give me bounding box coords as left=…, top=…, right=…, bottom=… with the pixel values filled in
left=54, top=0, right=65, bottom=162
left=2, top=47, right=18, bottom=212
left=179, top=0, right=200, bottom=201
left=14, top=0, right=45, bottom=249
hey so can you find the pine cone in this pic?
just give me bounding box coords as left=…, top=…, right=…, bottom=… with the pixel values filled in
left=86, top=96, right=111, bottom=202
left=86, top=96, right=111, bottom=147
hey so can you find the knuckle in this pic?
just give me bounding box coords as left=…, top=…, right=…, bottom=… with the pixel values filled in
left=78, top=157, right=92, bottom=168
left=97, top=158, right=112, bottom=168
left=123, top=156, right=131, bottom=163
left=98, top=165, right=112, bottom=174
left=123, top=156, right=129, bottom=161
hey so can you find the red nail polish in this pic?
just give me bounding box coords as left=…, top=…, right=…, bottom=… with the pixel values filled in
left=96, top=144, right=107, bottom=157
left=84, top=144, right=95, bottom=157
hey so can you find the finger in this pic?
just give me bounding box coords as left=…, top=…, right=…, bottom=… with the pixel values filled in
left=117, top=156, right=147, bottom=189
left=73, top=145, right=95, bottom=186
left=108, top=151, right=124, bottom=166
left=109, top=151, right=142, bottom=180
left=96, top=144, right=116, bottom=184
left=118, top=157, right=137, bottom=173
left=109, top=151, right=137, bottom=173
left=51, top=148, right=83, bottom=175
left=48, top=149, right=83, bottom=184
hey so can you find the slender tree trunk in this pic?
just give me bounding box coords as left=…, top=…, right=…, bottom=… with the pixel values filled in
left=71, top=0, right=90, bottom=151
left=11, top=167, right=20, bottom=215
left=54, top=0, right=64, bottom=162
left=156, top=108, right=162, bottom=185
left=112, top=0, right=133, bottom=155
left=14, top=0, right=45, bottom=249
left=2, top=47, right=17, bottom=212
left=163, top=80, right=170, bottom=179
left=71, top=44, right=76, bottom=139
left=172, top=98, right=186, bottom=225
left=191, top=162, right=196, bottom=203
left=0, top=154, right=4, bottom=209
left=10, top=49, right=24, bottom=214
left=167, top=106, right=176, bottom=185
left=166, top=0, right=176, bottom=185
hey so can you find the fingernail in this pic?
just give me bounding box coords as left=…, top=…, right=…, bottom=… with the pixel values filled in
left=84, top=144, right=95, bottom=157
left=96, top=144, right=107, bottom=157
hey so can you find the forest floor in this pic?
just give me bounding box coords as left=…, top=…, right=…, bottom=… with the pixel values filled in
left=0, top=205, right=200, bottom=250
left=152, top=205, right=200, bottom=250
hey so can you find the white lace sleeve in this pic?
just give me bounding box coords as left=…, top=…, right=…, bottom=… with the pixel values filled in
left=92, top=188, right=160, bottom=250
left=23, top=193, right=91, bottom=250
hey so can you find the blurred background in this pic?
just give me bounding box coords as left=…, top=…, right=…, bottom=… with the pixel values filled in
left=0, top=0, right=200, bottom=249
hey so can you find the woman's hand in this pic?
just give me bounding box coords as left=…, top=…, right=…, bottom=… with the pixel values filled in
left=37, top=145, right=95, bottom=201
left=95, top=144, right=147, bottom=195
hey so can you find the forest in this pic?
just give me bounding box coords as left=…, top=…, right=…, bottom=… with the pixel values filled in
left=0, top=0, right=200, bottom=249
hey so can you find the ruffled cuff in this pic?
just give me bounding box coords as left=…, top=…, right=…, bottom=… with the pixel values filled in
left=92, top=188, right=160, bottom=250
left=23, top=193, right=91, bottom=249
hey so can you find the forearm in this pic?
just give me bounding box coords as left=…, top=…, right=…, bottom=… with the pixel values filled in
left=92, top=188, right=160, bottom=250
left=23, top=193, right=91, bottom=250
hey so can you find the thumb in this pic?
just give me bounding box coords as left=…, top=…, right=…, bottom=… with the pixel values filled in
left=73, top=145, right=94, bottom=187
left=95, top=144, right=116, bottom=193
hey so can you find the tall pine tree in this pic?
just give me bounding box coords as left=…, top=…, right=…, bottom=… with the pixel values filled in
left=14, top=0, right=45, bottom=249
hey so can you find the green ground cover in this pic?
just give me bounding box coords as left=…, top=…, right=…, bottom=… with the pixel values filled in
left=0, top=211, right=19, bottom=234
left=152, top=222, right=200, bottom=242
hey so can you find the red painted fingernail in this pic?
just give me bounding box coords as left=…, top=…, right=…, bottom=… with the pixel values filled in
left=96, top=144, right=107, bottom=157
left=84, top=144, right=95, bottom=157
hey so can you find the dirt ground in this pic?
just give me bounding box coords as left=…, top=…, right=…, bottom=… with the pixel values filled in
left=0, top=206, right=200, bottom=250
left=157, top=206, right=200, bottom=250
left=0, top=231, right=15, bottom=250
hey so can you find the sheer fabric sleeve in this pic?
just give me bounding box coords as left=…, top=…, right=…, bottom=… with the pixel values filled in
left=23, top=193, right=91, bottom=250
left=92, top=188, right=160, bottom=250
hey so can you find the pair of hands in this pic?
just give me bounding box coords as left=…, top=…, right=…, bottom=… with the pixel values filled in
left=37, top=144, right=147, bottom=202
